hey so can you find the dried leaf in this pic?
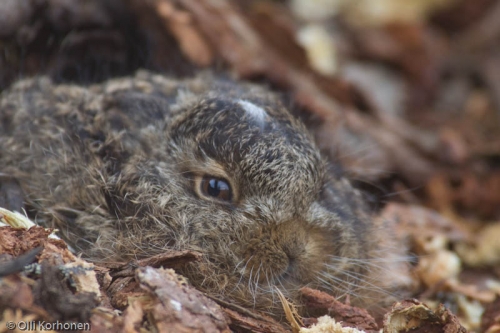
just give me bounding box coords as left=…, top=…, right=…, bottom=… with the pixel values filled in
left=382, top=299, right=467, bottom=333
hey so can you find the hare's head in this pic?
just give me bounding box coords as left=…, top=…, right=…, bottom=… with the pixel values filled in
left=136, top=88, right=392, bottom=314
left=1, top=73, right=405, bottom=317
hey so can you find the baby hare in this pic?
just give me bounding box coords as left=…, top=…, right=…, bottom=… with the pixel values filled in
left=0, top=71, right=408, bottom=317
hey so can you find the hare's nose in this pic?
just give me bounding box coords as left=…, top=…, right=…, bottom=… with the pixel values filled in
left=241, top=238, right=290, bottom=283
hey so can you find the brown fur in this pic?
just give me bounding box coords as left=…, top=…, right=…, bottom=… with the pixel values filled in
left=0, top=71, right=410, bottom=318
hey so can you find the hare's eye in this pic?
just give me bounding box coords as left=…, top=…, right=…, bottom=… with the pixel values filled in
left=200, top=176, right=232, bottom=202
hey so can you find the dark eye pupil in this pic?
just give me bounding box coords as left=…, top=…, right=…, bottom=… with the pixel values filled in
left=207, top=179, right=221, bottom=197
left=201, top=177, right=232, bottom=202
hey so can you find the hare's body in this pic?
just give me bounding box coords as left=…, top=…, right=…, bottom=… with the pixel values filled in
left=0, top=71, right=408, bottom=317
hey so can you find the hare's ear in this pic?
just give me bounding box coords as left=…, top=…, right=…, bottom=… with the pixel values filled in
left=102, top=92, right=170, bottom=130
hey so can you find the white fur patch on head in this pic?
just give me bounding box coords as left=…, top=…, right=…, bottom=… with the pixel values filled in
left=237, top=99, right=268, bottom=125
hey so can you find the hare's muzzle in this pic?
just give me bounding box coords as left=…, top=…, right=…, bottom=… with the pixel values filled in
left=238, top=221, right=330, bottom=284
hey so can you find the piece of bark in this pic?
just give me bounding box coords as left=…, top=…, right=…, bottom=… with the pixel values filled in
left=37, top=236, right=79, bottom=265
left=33, top=262, right=99, bottom=322
left=122, top=300, right=145, bottom=333
left=109, top=249, right=202, bottom=278
left=0, top=247, right=41, bottom=277
left=136, top=266, right=231, bottom=333
left=300, top=287, right=378, bottom=332
left=207, top=295, right=291, bottom=332
left=90, top=307, right=128, bottom=333
left=107, top=276, right=142, bottom=310
left=0, top=226, right=69, bottom=260
left=0, top=226, right=101, bottom=323
left=106, top=249, right=204, bottom=309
